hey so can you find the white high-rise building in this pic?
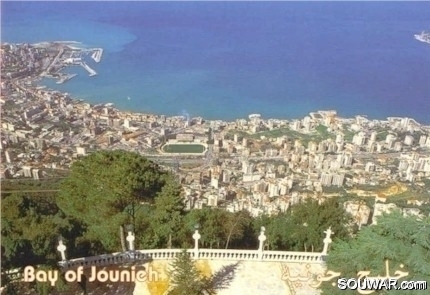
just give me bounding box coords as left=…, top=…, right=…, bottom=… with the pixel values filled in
left=222, top=170, right=231, bottom=183
left=268, top=183, right=279, bottom=198
left=332, top=173, right=345, bottom=187
left=32, top=169, right=42, bottom=180
left=404, top=135, right=414, bottom=146
left=365, top=162, right=376, bottom=172
left=352, top=132, right=366, bottom=146
left=23, top=166, right=32, bottom=178
left=320, top=173, right=333, bottom=186
left=385, top=134, right=396, bottom=144
left=5, top=150, right=12, bottom=163
left=419, top=135, right=427, bottom=147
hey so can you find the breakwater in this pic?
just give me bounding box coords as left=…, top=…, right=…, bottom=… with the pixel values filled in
left=79, top=61, right=97, bottom=76
left=91, top=48, right=103, bottom=63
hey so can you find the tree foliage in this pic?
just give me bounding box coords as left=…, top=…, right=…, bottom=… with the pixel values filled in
left=56, top=150, right=175, bottom=252
left=321, top=211, right=430, bottom=295
left=167, top=250, right=239, bottom=295
left=167, top=250, right=214, bottom=295
left=149, top=176, right=186, bottom=248
left=254, top=197, right=353, bottom=251
left=1, top=193, right=77, bottom=269
left=184, top=208, right=253, bottom=249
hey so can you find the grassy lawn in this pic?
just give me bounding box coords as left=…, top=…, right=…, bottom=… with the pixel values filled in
left=322, top=186, right=347, bottom=194
left=252, top=127, right=292, bottom=139
left=342, top=125, right=356, bottom=142
left=228, top=125, right=338, bottom=148
left=162, top=144, right=205, bottom=153
left=375, top=131, right=389, bottom=141
left=315, top=125, right=334, bottom=140
left=253, top=128, right=311, bottom=140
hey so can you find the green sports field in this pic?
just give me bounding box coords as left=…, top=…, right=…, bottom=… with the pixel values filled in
left=162, top=144, right=206, bottom=153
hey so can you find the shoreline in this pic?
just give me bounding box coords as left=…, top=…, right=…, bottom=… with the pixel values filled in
left=37, top=76, right=430, bottom=128
left=34, top=76, right=429, bottom=126
left=39, top=77, right=430, bottom=127
left=36, top=61, right=430, bottom=126
left=38, top=76, right=430, bottom=127
left=5, top=40, right=429, bottom=126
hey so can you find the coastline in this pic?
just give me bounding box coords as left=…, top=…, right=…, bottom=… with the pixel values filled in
left=37, top=60, right=430, bottom=125
left=3, top=1, right=430, bottom=125
left=37, top=77, right=429, bottom=127
left=2, top=2, right=430, bottom=292
left=3, top=39, right=430, bottom=126
left=36, top=77, right=430, bottom=129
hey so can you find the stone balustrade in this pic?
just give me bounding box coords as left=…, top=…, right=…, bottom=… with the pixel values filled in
left=57, top=227, right=332, bottom=270
left=59, top=252, right=131, bottom=269
left=59, top=248, right=325, bottom=270
left=262, top=251, right=324, bottom=262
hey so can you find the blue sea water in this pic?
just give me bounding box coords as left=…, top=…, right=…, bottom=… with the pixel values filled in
left=2, top=2, right=430, bottom=123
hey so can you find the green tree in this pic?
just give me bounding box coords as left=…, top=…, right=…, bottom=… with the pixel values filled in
left=168, top=250, right=214, bottom=295
left=253, top=212, right=292, bottom=250
left=56, top=150, right=174, bottom=253
left=183, top=209, right=254, bottom=250
left=288, top=197, right=353, bottom=252
left=1, top=193, right=76, bottom=269
left=149, top=176, right=186, bottom=248
left=224, top=210, right=253, bottom=249
left=321, top=211, right=430, bottom=295
left=185, top=208, right=228, bottom=249
left=252, top=197, right=353, bottom=251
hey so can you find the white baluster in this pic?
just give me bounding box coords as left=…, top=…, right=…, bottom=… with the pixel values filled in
left=258, top=227, right=267, bottom=260
left=322, top=227, right=334, bottom=255
left=193, top=224, right=201, bottom=259
left=57, top=237, right=67, bottom=261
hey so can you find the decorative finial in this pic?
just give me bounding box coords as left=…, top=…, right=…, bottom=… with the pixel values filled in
left=258, top=226, right=267, bottom=260
left=125, top=224, right=135, bottom=251
left=322, top=227, right=334, bottom=255
left=57, top=236, right=67, bottom=261
left=192, top=224, right=201, bottom=259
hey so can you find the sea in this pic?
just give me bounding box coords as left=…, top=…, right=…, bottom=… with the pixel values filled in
left=2, top=1, right=430, bottom=124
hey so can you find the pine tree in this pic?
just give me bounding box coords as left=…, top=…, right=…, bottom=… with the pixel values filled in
left=321, top=211, right=430, bottom=295
left=57, top=150, right=173, bottom=252
left=167, top=250, right=213, bottom=295
left=150, top=177, right=185, bottom=248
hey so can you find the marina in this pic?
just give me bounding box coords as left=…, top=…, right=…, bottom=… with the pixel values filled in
left=91, top=48, right=103, bottom=63
left=56, top=73, right=78, bottom=84
left=79, top=61, right=97, bottom=77
left=38, top=42, right=101, bottom=82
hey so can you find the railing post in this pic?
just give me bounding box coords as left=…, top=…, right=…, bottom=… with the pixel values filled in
left=193, top=224, right=201, bottom=259
left=258, top=226, right=266, bottom=260
left=124, top=224, right=136, bottom=262
left=57, top=236, right=67, bottom=261
left=126, top=230, right=135, bottom=251
left=322, top=227, right=333, bottom=255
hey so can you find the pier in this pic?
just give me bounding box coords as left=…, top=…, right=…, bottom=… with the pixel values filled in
left=91, top=48, right=103, bottom=63
left=79, top=62, right=97, bottom=76
left=56, top=73, right=77, bottom=84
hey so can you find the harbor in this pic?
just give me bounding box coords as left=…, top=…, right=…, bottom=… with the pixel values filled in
left=56, top=73, right=78, bottom=84
left=91, top=48, right=103, bottom=63
left=35, top=42, right=102, bottom=82
left=79, top=61, right=97, bottom=76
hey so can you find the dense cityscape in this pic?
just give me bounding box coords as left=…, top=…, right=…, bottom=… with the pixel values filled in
left=2, top=42, right=430, bottom=222
left=1, top=41, right=429, bottom=294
